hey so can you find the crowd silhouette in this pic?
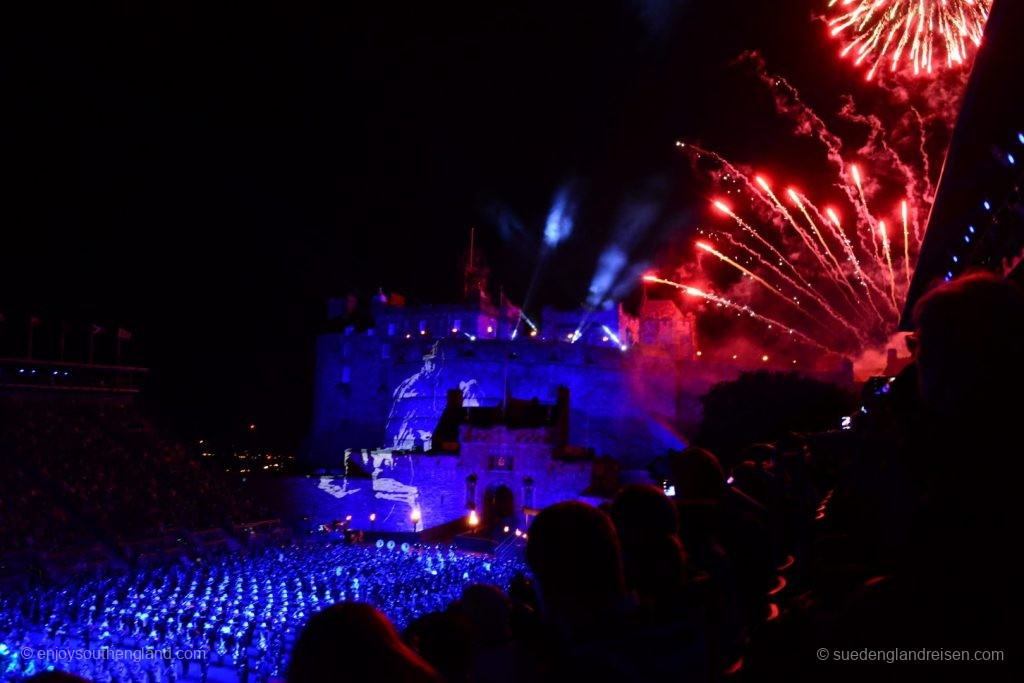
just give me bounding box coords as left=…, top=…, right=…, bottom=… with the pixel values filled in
left=0, top=398, right=259, bottom=558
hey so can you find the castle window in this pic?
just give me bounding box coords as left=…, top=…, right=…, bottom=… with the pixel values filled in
left=341, top=367, right=351, bottom=384
left=343, top=342, right=351, bottom=358
left=381, top=344, right=391, bottom=360
left=523, top=477, right=535, bottom=509
left=387, top=323, right=396, bottom=336
left=466, top=474, right=477, bottom=509
left=490, top=455, right=513, bottom=471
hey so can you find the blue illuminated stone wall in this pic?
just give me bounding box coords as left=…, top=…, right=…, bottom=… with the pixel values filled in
left=305, top=298, right=852, bottom=529
left=308, top=334, right=688, bottom=468
left=274, top=444, right=591, bottom=532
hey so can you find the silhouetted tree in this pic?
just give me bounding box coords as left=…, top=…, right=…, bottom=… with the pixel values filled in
left=694, top=371, right=855, bottom=470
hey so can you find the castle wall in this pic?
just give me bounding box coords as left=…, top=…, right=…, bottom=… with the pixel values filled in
left=308, top=310, right=853, bottom=469
left=308, top=334, right=687, bottom=468
left=271, top=440, right=590, bottom=532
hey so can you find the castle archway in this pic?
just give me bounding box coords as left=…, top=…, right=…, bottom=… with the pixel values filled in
left=482, top=483, right=515, bottom=526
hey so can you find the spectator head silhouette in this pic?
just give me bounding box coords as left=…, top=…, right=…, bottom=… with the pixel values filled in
left=730, top=460, right=772, bottom=505
left=610, top=485, right=686, bottom=603
left=288, top=603, right=439, bottom=683
left=403, top=611, right=472, bottom=683
left=668, top=447, right=726, bottom=505
left=610, top=484, right=678, bottom=544
left=912, top=272, right=1024, bottom=419
left=739, top=443, right=777, bottom=466
left=458, top=583, right=512, bottom=645
left=525, top=501, right=626, bottom=638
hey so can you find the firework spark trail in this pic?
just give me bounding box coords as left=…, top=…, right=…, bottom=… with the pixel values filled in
left=711, top=230, right=866, bottom=342
left=684, top=52, right=971, bottom=355
left=642, top=276, right=840, bottom=355
left=850, top=164, right=880, bottom=260
left=712, top=200, right=831, bottom=304
left=755, top=176, right=835, bottom=277
left=847, top=166, right=901, bottom=316
left=824, top=206, right=891, bottom=325
left=681, top=142, right=856, bottom=304
left=838, top=98, right=928, bottom=249
left=859, top=4, right=902, bottom=82
left=743, top=56, right=845, bottom=171
left=681, top=142, right=785, bottom=209
left=787, top=190, right=846, bottom=280
left=691, top=138, right=899, bottom=334
left=742, top=57, right=880, bottom=245
left=910, top=107, right=933, bottom=245
left=744, top=57, right=933, bottom=292
left=889, top=3, right=916, bottom=72
left=717, top=179, right=867, bottom=337
left=801, top=198, right=879, bottom=318
left=742, top=54, right=934, bottom=284
left=744, top=70, right=914, bottom=321
left=770, top=185, right=886, bottom=329
left=712, top=230, right=828, bottom=303
left=827, top=0, right=991, bottom=80
left=695, top=242, right=789, bottom=303
left=910, top=107, right=934, bottom=196
left=827, top=205, right=898, bottom=315
left=789, top=190, right=866, bottom=309
left=681, top=142, right=822, bottom=243
left=804, top=199, right=856, bottom=275
left=695, top=240, right=841, bottom=331
left=901, top=200, right=912, bottom=289
left=878, top=220, right=898, bottom=306
left=684, top=140, right=871, bottom=326
left=684, top=143, right=852, bottom=287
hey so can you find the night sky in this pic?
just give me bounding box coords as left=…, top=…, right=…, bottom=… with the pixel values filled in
left=2, top=1, right=868, bottom=449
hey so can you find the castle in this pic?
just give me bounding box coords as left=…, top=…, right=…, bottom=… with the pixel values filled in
left=307, top=286, right=699, bottom=466
left=292, top=279, right=852, bottom=532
